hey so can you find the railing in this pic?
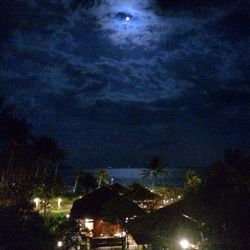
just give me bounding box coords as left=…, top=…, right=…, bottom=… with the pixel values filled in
left=90, top=236, right=126, bottom=249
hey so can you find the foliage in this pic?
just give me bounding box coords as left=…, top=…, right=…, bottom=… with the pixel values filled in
left=0, top=204, right=54, bottom=250
left=142, top=156, right=165, bottom=186
left=79, top=172, right=97, bottom=193
left=31, top=135, right=65, bottom=178
left=64, top=220, right=86, bottom=249
left=72, top=167, right=85, bottom=193
left=73, top=168, right=97, bottom=193
left=44, top=214, right=87, bottom=249
left=33, top=171, right=65, bottom=215
left=0, top=169, right=34, bottom=206
left=95, top=168, right=109, bottom=188
left=184, top=169, right=202, bottom=196
left=0, top=97, right=71, bottom=248
left=0, top=104, right=32, bottom=181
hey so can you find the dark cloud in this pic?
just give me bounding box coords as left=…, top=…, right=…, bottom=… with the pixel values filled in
left=0, top=0, right=249, bottom=167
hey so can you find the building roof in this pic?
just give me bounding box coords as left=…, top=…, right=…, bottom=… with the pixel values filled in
left=124, top=184, right=160, bottom=201
left=127, top=199, right=198, bottom=245
left=110, top=183, right=128, bottom=195
left=70, top=186, right=145, bottom=221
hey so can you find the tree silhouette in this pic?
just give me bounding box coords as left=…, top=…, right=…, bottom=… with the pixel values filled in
left=184, top=169, right=202, bottom=196
left=142, top=156, right=165, bottom=186
left=31, top=136, right=65, bottom=179
left=95, top=168, right=109, bottom=188
left=72, top=168, right=85, bottom=193
left=0, top=105, right=31, bottom=181
left=79, top=172, right=97, bottom=193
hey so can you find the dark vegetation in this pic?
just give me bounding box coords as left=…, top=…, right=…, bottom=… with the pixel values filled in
left=0, top=97, right=79, bottom=249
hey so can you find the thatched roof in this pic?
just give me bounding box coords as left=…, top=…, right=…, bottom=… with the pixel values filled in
left=124, top=184, right=159, bottom=201
left=127, top=199, right=198, bottom=245
left=110, top=183, right=128, bottom=195
left=70, top=186, right=145, bottom=221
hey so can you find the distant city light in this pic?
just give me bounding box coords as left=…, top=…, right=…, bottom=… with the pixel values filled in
left=179, top=239, right=190, bottom=249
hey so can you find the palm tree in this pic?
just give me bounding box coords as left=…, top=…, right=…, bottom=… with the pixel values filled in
left=142, top=156, right=164, bottom=187
left=95, top=168, right=109, bottom=188
left=184, top=169, right=202, bottom=195
left=79, top=172, right=97, bottom=193
left=0, top=110, right=31, bottom=181
left=73, top=168, right=85, bottom=193
left=31, top=136, right=65, bottom=179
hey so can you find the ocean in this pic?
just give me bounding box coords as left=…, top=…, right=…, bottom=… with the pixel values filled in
left=62, top=167, right=205, bottom=187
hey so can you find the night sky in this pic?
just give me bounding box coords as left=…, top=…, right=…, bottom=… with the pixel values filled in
left=0, top=0, right=249, bottom=168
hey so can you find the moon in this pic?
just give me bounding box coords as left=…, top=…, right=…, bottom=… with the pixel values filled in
left=126, top=16, right=130, bottom=21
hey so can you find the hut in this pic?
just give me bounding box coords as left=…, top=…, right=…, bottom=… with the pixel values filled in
left=70, top=186, right=145, bottom=248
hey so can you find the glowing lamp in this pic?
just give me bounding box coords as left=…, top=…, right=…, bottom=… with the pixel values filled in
left=57, top=241, right=63, bottom=247
left=57, top=197, right=62, bottom=209
left=34, top=197, right=40, bottom=209
left=179, top=239, right=190, bottom=249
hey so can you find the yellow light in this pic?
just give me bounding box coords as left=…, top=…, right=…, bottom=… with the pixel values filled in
left=179, top=239, right=190, bottom=249
left=57, top=241, right=63, bottom=247
left=34, top=198, right=40, bottom=209
left=84, top=218, right=94, bottom=230
left=58, top=198, right=62, bottom=209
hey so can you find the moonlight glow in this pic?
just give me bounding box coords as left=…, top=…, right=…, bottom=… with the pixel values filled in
left=92, top=0, right=162, bottom=46
left=0, top=0, right=248, bottom=169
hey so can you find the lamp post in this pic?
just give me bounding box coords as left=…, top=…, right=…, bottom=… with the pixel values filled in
left=57, top=241, right=63, bottom=248
left=58, top=197, right=62, bottom=209
left=179, top=239, right=190, bottom=249
left=182, top=214, right=207, bottom=247
left=111, top=178, right=114, bottom=185
left=34, top=197, right=40, bottom=210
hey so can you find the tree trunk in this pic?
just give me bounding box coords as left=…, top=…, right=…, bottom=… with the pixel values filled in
left=73, top=176, right=79, bottom=193
left=6, top=148, right=15, bottom=180
left=35, top=163, right=40, bottom=178
left=54, top=162, right=59, bottom=179
left=1, top=169, right=5, bottom=183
